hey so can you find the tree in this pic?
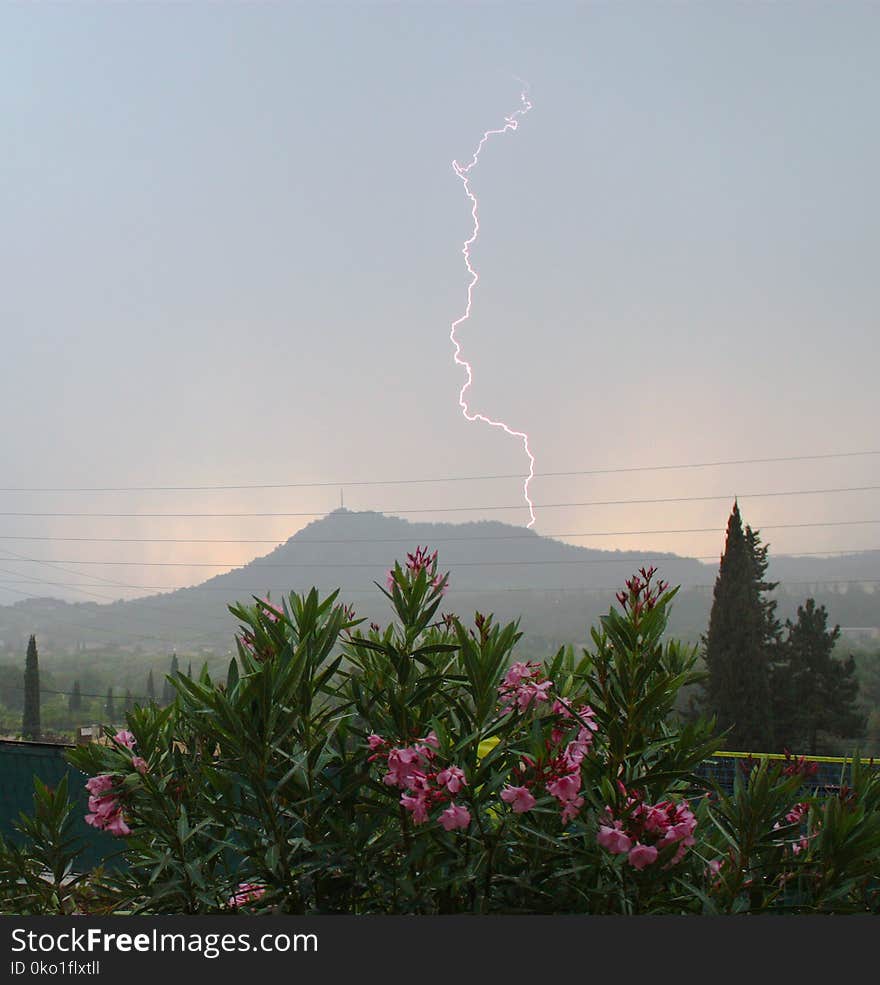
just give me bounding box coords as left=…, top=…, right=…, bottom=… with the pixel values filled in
left=105, top=687, right=115, bottom=723
left=187, top=661, right=193, bottom=679
left=702, top=502, right=775, bottom=751
left=146, top=669, right=155, bottom=703
left=162, top=653, right=179, bottom=705
left=21, top=635, right=41, bottom=740
left=68, top=680, right=82, bottom=716
left=772, top=598, right=865, bottom=755
left=124, top=689, right=134, bottom=714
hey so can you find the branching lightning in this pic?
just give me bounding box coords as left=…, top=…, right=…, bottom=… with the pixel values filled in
left=449, top=85, right=537, bottom=528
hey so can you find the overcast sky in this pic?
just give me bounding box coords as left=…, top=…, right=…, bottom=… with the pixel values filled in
left=1, top=2, right=879, bottom=604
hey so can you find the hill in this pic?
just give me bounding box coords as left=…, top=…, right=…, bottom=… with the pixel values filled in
left=0, top=510, right=876, bottom=665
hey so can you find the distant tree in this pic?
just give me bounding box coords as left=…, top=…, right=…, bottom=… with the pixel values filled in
left=21, top=635, right=41, bottom=740
left=146, top=669, right=155, bottom=703
left=773, top=598, right=865, bottom=755
left=123, top=689, right=134, bottom=714
left=701, top=502, right=775, bottom=751
left=162, top=653, right=179, bottom=705
left=68, top=680, right=82, bottom=716
left=105, top=687, right=115, bottom=723
left=187, top=660, right=193, bottom=679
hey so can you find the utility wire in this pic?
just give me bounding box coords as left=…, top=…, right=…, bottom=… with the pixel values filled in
left=0, top=483, right=875, bottom=518
left=2, top=551, right=879, bottom=569
left=0, top=449, right=876, bottom=493
left=0, top=548, right=877, bottom=582
left=0, top=518, right=877, bottom=545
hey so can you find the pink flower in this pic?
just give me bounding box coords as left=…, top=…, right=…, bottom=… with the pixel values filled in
left=386, top=569, right=397, bottom=592
left=436, top=765, right=467, bottom=794
left=228, top=883, right=266, bottom=908
left=504, top=662, right=538, bottom=686
left=400, top=794, right=430, bottom=825
left=85, top=774, right=115, bottom=798
left=131, top=756, right=148, bottom=775
left=383, top=746, right=426, bottom=789
left=560, top=796, right=584, bottom=824
left=597, top=822, right=634, bottom=855
left=516, top=680, right=552, bottom=711
left=785, top=802, right=809, bottom=825
left=438, top=802, right=471, bottom=831
left=417, top=731, right=440, bottom=751
left=260, top=597, right=281, bottom=622
left=367, top=733, right=386, bottom=751
left=113, top=730, right=136, bottom=750
left=562, top=739, right=590, bottom=770
left=406, top=546, right=439, bottom=575
left=546, top=771, right=581, bottom=804
left=501, top=785, right=537, bottom=813
left=103, top=811, right=131, bottom=837
left=628, top=842, right=659, bottom=870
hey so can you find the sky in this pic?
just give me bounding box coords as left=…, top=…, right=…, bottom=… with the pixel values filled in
left=1, top=1, right=879, bottom=604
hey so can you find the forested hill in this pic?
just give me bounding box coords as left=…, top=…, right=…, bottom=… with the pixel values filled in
left=0, top=509, right=876, bottom=656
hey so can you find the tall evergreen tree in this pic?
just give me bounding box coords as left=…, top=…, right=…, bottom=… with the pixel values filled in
left=105, top=686, right=115, bottom=723
left=68, top=680, right=82, bottom=716
left=22, top=634, right=41, bottom=740
left=124, top=689, right=134, bottom=714
left=187, top=660, right=193, bottom=679
left=146, top=669, right=156, bottom=703
left=772, top=598, right=865, bottom=755
left=162, top=653, right=179, bottom=705
left=702, top=502, right=774, bottom=751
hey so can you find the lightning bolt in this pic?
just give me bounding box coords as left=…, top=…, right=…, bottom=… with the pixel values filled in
left=449, top=85, right=536, bottom=528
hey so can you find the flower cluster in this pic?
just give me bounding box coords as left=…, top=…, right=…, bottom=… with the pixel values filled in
left=498, top=662, right=552, bottom=714
left=368, top=732, right=471, bottom=831
left=227, top=882, right=267, bottom=909
left=501, top=700, right=598, bottom=824
left=83, top=730, right=149, bottom=836
left=774, top=801, right=813, bottom=856
left=781, top=751, right=819, bottom=780
left=85, top=773, right=130, bottom=837
left=386, top=545, right=447, bottom=595
left=615, top=566, right=669, bottom=617
left=259, top=597, right=282, bottom=624
left=597, top=791, right=697, bottom=871
left=115, top=728, right=149, bottom=774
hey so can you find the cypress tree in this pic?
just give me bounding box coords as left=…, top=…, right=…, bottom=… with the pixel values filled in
left=124, top=688, right=134, bottom=714
left=162, top=653, right=179, bottom=705
left=105, top=686, right=115, bottom=723
left=22, top=634, right=41, bottom=741
left=702, top=502, right=774, bottom=751
left=187, top=660, right=193, bottom=679
left=68, top=680, right=82, bottom=716
left=146, top=669, right=155, bottom=703
left=773, top=598, right=865, bottom=755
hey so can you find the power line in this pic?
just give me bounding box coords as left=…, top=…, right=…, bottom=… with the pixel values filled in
left=1, top=548, right=879, bottom=569
left=0, top=484, right=875, bottom=519
left=8, top=685, right=155, bottom=702
left=1, top=576, right=878, bottom=597
left=0, top=548, right=877, bottom=580
left=0, top=518, right=877, bottom=545
left=0, top=449, right=876, bottom=492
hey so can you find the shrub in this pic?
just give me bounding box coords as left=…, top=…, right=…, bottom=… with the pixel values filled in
left=3, top=550, right=876, bottom=914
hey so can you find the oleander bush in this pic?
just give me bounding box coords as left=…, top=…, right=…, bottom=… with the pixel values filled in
left=3, top=549, right=879, bottom=914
